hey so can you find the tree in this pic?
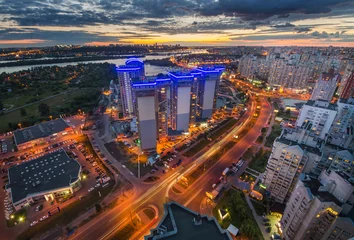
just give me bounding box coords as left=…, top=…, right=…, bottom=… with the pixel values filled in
left=38, top=103, right=50, bottom=116
left=20, top=108, right=27, bottom=116
left=95, top=203, right=102, bottom=213
left=240, top=219, right=258, bottom=239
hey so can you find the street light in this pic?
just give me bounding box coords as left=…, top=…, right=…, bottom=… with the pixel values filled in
left=138, top=151, right=143, bottom=179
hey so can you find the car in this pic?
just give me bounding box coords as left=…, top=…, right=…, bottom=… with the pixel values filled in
left=266, top=227, right=271, bottom=233
left=150, top=169, right=156, bottom=174
left=212, top=183, right=217, bottom=188
left=88, top=187, right=95, bottom=192
left=40, top=215, right=48, bottom=221
left=35, top=204, right=43, bottom=211
left=264, top=222, right=271, bottom=226
left=95, top=183, right=101, bottom=188
left=122, top=165, right=126, bottom=169
left=129, top=172, right=134, bottom=176
left=30, top=221, right=38, bottom=226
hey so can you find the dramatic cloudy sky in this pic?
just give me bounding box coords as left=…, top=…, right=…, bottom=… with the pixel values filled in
left=1, top=0, right=354, bottom=47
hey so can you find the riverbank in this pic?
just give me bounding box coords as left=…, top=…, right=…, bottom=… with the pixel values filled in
left=0, top=55, right=146, bottom=68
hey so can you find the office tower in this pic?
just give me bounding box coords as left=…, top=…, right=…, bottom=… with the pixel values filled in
left=280, top=171, right=354, bottom=240
left=328, top=98, right=354, bottom=150
left=310, top=68, right=340, bottom=101
left=132, top=82, right=157, bottom=151
left=340, top=69, right=354, bottom=99
left=117, top=58, right=145, bottom=117
left=169, top=72, right=194, bottom=132
left=155, top=77, right=171, bottom=141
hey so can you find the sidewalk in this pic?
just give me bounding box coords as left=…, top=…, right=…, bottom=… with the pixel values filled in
left=244, top=194, right=271, bottom=239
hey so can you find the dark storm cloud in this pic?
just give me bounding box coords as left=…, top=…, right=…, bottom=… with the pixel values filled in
left=294, top=27, right=312, bottom=33
left=310, top=30, right=343, bottom=38
left=1, top=0, right=354, bottom=45
left=2, top=0, right=353, bottom=28
left=198, top=0, right=354, bottom=20
left=0, top=28, right=119, bottom=44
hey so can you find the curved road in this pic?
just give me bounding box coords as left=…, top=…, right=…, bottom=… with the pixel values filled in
left=70, top=94, right=271, bottom=240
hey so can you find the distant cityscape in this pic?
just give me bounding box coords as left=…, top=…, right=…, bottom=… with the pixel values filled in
left=0, top=44, right=354, bottom=240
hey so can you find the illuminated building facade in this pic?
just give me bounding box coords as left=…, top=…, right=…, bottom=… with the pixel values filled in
left=280, top=171, right=354, bottom=240
left=118, top=58, right=224, bottom=150
left=132, top=82, right=158, bottom=151
left=117, top=58, right=145, bottom=117
left=310, top=68, right=340, bottom=101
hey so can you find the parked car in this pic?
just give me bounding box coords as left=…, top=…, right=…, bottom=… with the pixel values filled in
left=30, top=221, right=38, bottom=226
left=40, top=215, right=48, bottom=221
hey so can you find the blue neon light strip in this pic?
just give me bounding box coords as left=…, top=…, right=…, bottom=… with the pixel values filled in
left=126, top=58, right=144, bottom=64
left=168, top=73, right=194, bottom=79
left=117, top=67, right=142, bottom=71
left=195, top=68, right=224, bottom=73
left=156, top=78, right=171, bottom=81
left=132, top=82, right=156, bottom=87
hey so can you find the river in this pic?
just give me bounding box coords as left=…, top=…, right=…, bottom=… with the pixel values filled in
left=0, top=54, right=178, bottom=75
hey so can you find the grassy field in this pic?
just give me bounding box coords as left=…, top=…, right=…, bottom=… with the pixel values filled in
left=0, top=89, right=85, bottom=133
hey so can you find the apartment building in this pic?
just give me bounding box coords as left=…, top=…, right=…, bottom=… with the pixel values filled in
left=263, top=138, right=321, bottom=203
left=132, top=82, right=158, bottom=151
left=280, top=171, right=354, bottom=240
left=117, top=58, right=145, bottom=117
left=268, top=59, right=311, bottom=89
left=310, top=68, right=340, bottom=102
left=295, top=100, right=337, bottom=143
left=329, top=98, right=354, bottom=150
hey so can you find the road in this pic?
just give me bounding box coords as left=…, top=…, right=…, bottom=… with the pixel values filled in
left=172, top=95, right=272, bottom=214
left=70, top=94, right=272, bottom=240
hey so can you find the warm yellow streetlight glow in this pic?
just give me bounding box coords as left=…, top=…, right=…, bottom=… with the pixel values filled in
left=10, top=215, right=14, bottom=219
left=19, top=217, right=24, bottom=222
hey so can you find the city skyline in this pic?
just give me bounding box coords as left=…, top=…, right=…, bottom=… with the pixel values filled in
left=1, top=0, right=354, bottom=47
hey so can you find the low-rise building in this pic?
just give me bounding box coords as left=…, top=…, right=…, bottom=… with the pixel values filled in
left=14, top=118, right=72, bottom=150
left=6, top=149, right=81, bottom=210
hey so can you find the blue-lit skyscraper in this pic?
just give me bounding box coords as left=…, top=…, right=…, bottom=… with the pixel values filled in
left=195, top=67, right=225, bottom=119
left=169, top=72, right=194, bottom=132
left=132, top=82, right=157, bottom=151
left=117, top=58, right=145, bottom=117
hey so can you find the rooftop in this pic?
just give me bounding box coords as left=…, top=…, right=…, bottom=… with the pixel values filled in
left=145, top=202, right=231, bottom=240
left=276, top=136, right=322, bottom=156
left=305, top=99, right=337, bottom=110
left=7, top=149, right=81, bottom=203
left=301, top=176, right=342, bottom=206
left=14, top=118, right=70, bottom=145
